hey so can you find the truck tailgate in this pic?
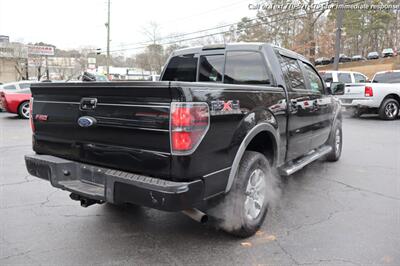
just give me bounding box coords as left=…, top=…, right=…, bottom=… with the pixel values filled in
left=338, top=84, right=366, bottom=103
left=31, top=81, right=173, bottom=179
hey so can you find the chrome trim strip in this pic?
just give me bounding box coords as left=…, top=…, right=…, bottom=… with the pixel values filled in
left=97, top=103, right=170, bottom=108
left=203, top=167, right=231, bottom=178
left=193, top=89, right=283, bottom=93
left=279, top=146, right=332, bottom=176
left=131, top=127, right=169, bottom=132
left=34, top=100, right=170, bottom=109
left=35, top=100, right=80, bottom=105
left=95, top=117, right=169, bottom=132
left=136, top=149, right=171, bottom=156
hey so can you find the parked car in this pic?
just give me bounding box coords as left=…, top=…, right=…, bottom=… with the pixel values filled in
left=329, top=54, right=351, bottom=64
left=367, top=51, right=380, bottom=60
left=25, top=43, right=344, bottom=237
left=319, top=70, right=368, bottom=88
left=77, top=72, right=109, bottom=82
left=337, top=70, right=400, bottom=119
left=382, top=48, right=395, bottom=58
left=0, top=81, right=35, bottom=92
left=315, top=57, right=331, bottom=66
left=0, top=81, right=34, bottom=112
left=351, top=55, right=367, bottom=61
left=146, top=74, right=160, bottom=81
left=0, top=88, right=31, bottom=119
left=339, top=54, right=351, bottom=63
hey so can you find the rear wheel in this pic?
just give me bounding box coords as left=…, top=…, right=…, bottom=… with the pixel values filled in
left=209, top=151, right=277, bottom=238
left=18, top=101, right=30, bottom=119
left=379, top=98, right=399, bottom=120
left=350, top=108, right=362, bottom=118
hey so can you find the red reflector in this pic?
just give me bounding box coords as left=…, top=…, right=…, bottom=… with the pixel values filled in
left=365, top=86, right=373, bottom=97
left=172, top=132, right=192, bottom=151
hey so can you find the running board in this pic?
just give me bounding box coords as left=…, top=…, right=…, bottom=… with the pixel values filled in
left=279, top=145, right=332, bottom=176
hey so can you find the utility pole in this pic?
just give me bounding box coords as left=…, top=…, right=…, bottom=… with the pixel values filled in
left=106, top=0, right=111, bottom=76
left=333, top=0, right=345, bottom=71
left=45, top=56, right=49, bottom=80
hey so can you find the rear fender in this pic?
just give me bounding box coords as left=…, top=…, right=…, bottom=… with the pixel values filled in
left=225, top=109, right=280, bottom=193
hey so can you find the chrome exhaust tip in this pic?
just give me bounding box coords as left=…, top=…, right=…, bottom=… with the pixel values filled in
left=182, top=209, right=208, bottom=224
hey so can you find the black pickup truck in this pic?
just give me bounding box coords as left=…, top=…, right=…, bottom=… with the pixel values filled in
left=25, top=43, right=344, bottom=237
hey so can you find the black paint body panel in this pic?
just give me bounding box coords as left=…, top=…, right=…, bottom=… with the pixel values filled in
left=29, top=43, right=339, bottom=204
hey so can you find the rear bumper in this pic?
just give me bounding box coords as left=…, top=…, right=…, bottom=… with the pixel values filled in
left=339, top=98, right=376, bottom=108
left=25, top=154, right=204, bottom=211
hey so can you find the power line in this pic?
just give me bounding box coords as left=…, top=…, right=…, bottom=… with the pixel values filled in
left=158, top=0, right=251, bottom=26
left=107, top=15, right=312, bottom=53
left=95, top=0, right=336, bottom=52
left=94, top=0, right=253, bottom=51
left=106, top=2, right=339, bottom=54
left=100, top=0, right=367, bottom=54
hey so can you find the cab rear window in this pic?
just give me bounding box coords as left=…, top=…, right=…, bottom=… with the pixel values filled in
left=373, top=72, right=400, bottom=83
left=162, top=54, right=198, bottom=82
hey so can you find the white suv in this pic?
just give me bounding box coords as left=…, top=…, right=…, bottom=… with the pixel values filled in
left=319, top=70, right=368, bottom=88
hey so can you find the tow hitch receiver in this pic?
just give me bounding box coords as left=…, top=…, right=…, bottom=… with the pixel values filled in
left=70, top=193, right=104, bottom=208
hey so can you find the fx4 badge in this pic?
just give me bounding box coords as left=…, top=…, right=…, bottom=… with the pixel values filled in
left=210, top=100, right=241, bottom=115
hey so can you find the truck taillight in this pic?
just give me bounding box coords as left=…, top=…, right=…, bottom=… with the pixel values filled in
left=29, top=98, right=35, bottom=133
left=170, top=102, right=209, bottom=155
left=365, top=86, right=373, bottom=97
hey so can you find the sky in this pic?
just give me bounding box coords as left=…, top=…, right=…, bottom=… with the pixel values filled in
left=0, top=0, right=255, bottom=54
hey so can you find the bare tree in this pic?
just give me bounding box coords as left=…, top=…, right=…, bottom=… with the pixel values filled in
left=142, top=21, right=161, bottom=44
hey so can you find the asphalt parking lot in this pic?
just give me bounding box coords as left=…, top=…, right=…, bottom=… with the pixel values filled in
left=0, top=112, right=399, bottom=266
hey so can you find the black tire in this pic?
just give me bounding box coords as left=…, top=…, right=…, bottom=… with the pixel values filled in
left=18, top=101, right=30, bottom=119
left=208, top=151, right=278, bottom=238
left=350, top=108, right=362, bottom=118
left=326, top=121, right=342, bottom=162
left=379, top=98, right=399, bottom=120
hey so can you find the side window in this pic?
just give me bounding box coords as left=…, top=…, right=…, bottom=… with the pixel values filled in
left=338, top=73, right=352, bottom=83
left=354, top=74, right=366, bottom=83
left=278, top=55, right=307, bottom=90
left=224, top=51, right=269, bottom=84
left=17, top=88, right=31, bottom=94
left=162, top=54, right=198, bottom=82
left=199, top=54, right=224, bottom=82
left=3, top=84, right=17, bottom=90
left=303, top=63, right=324, bottom=93
left=321, top=72, right=333, bottom=83
left=19, top=83, right=31, bottom=89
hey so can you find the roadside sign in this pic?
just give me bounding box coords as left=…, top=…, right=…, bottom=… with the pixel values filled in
left=28, top=45, right=55, bottom=56
left=88, top=57, right=96, bottom=64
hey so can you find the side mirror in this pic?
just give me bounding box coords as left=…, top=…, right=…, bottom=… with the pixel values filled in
left=330, top=82, right=345, bottom=95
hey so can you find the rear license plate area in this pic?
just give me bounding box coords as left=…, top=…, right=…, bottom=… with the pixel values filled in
left=340, top=99, right=353, bottom=104
left=79, top=164, right=105, bottom=185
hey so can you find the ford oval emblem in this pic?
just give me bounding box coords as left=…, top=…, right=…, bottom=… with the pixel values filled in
left=78, top=116, right=96, bottom=128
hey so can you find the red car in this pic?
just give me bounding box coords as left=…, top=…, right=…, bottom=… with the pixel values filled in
left=0, top=89, right=31, bottom=119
